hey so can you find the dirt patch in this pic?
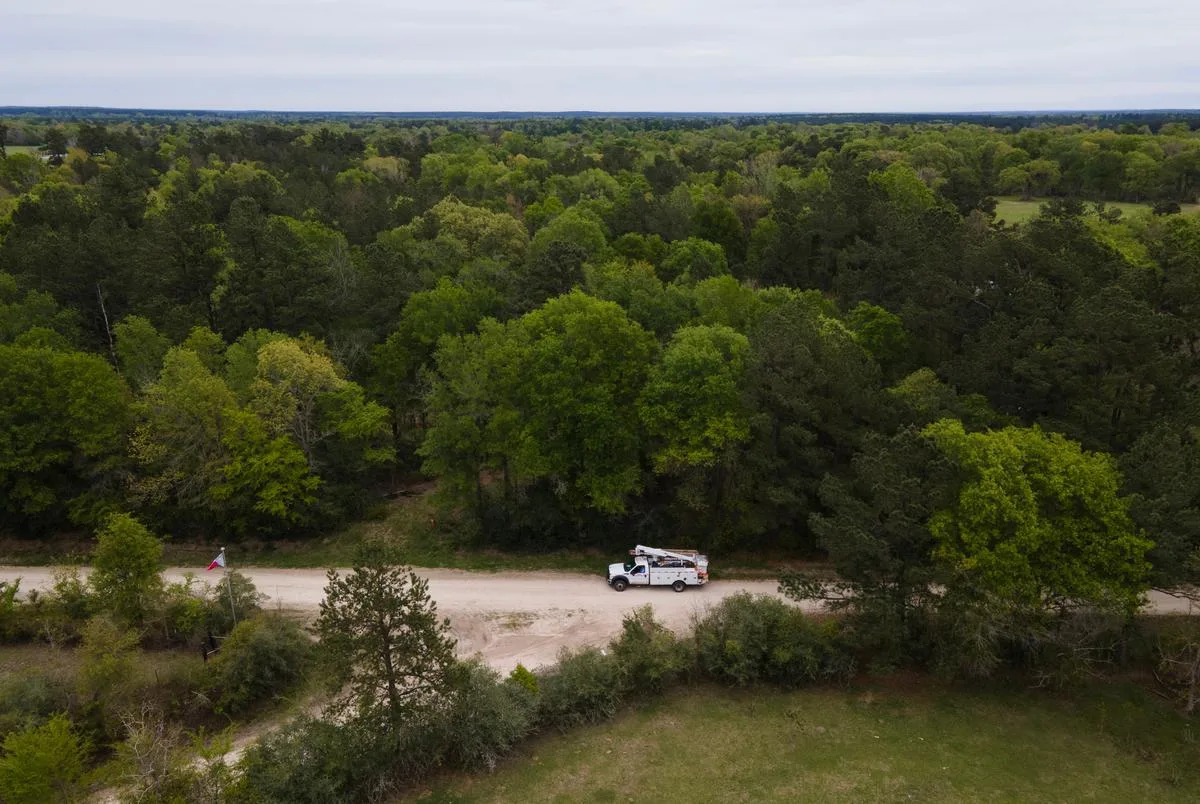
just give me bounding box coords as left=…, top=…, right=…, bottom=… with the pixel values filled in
left=485, top=611, right=538, bottom=631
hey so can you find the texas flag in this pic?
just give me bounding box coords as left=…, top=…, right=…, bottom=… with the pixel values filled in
left=207, top=549, right=226, bottom=571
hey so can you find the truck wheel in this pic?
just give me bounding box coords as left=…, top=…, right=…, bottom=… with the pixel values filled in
left=612, top=578, right=628, bottom=592
left=672, top=580, right=686, bottom=593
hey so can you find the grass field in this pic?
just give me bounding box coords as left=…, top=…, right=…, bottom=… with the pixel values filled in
left=993, top=196, right=1200, bottom=225
left=2, top=145, right=44, bottom=156
left=417, top=681, right=1200, bottom=803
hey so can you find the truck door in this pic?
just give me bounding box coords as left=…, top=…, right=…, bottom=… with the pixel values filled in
left=628, top=563, right=650, bottom=586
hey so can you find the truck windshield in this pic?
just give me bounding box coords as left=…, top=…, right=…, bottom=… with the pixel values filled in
left=624, top=559, right=636, bottom=571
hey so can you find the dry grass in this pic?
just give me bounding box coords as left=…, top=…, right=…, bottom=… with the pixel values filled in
left=0, top=643, right=82, bottom=679
left=0, top=642, right=205, bottom=687
left=485, top=611, right=537, bottom=631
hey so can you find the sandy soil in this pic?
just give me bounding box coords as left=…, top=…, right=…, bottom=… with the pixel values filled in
left=0, top=566, right=790, bottom=671
left=1, top=566, right=1194, bottom=673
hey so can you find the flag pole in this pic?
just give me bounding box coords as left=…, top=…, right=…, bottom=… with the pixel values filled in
left=223, top=547, right=237, bottom=626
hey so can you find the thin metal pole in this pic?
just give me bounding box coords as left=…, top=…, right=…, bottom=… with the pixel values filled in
left=223, top=547, right=237, bottom=626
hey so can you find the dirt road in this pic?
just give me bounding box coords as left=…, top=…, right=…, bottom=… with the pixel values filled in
left=0, top=566, right=791, bottom=671
left=2, top=566, right=1194, bottom=672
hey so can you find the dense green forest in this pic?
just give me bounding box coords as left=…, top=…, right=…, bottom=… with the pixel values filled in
left=2, top=112, right=1200, bottom=586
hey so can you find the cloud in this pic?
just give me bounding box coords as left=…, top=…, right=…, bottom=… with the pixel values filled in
left=2, top=0, right=1197, bottom=111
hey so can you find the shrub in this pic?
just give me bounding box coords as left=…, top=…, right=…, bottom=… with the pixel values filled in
left=693, top=593, right=855, bottom=686
left=114, top=704, right=187, bottom=803
left=34, top=569, right=95, bottom=646
left=140, top=571, right=265, bottom=649
left=0, top=672, right=72, bottom=740
left=1154, top=616, right=1200, bottom=713
left=90, top=513, right=164, bottom=625
left=436, top=660, right=536, bottom=771
left=0, top=578, right=55, bottom=645
left=76, top=615, right=142, bottom=740
left=180, top=731, right=236, bottom=804
left=141, top=655, right=212, bottom=726
left=0, top=713, right=88, bottom=804
left=609, top=605, right=692, bottom=693
left=113, top=704, right=234, bottom=804
left=0, top=580, right=33, bottom=643
left=923, top=602, right=1006, bottom=681
left=923, top=603, right=1131, bottom=684
left=508, top=663, right=538, bottom=694
left=207, top=615, right=311, bottom=715
left=153, top=574, right=210, bottom=647
left=78, top=615, right=141, bottom=700
left=204, top=572, right=265, bottom=636
left=536, top=647, right=625, bottom=732
left=231, top=715, right=402, bottom=803
left=837, top=598, right=927, bottom=673
left=1025, top=612, right=1130, bottom=688
left=233, top=661, right=537, bottom=802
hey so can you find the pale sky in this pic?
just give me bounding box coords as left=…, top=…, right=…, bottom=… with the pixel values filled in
left=3, top=0, right=1198, bottom=112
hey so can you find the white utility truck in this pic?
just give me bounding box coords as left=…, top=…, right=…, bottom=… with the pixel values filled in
left=607, top=545, right=709, bottom=592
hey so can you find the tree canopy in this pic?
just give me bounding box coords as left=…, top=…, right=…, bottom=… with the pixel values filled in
left=0, top=111, right=1198, bottom=588
left=316, top=550, right=457, bottom=730
left=923, top=419, right=1151, bottom=614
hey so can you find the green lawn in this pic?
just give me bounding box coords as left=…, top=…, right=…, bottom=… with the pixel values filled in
left=417, top=682, right=1200, bottom=803
left=2, top=145, right=44, bottom=156
left=993, top=196, right=1200, bottom=225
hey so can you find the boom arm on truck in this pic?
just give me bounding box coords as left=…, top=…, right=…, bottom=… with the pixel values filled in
left=632, top=545, right=699, bottom=564
left=607, top=545, right=709, bottom=592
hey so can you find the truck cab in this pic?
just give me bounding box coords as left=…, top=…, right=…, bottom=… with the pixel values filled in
left=607, top=545, right=708, bottom=592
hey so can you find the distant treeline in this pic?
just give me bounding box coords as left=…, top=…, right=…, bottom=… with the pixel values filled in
left=1, top=114, right=1199, bottom=591
left=3, top=107, right=1199, bottom=131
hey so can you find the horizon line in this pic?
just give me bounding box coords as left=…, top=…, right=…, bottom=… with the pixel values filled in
left=3, top=105, right=1200, bottom=117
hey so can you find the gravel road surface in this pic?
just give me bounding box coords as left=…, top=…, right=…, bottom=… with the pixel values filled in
left=1, top=566, right=1193, bottom=672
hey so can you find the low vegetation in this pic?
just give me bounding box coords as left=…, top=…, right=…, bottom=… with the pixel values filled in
left=226, top=586, right=1200, bottom=803
left=993, top=195, right=1200, bottom=224
left=0, top=514, right=316, bottom=801
left=0, top=523, right=1195, bottom=801
left=420, top=682, right=1200, bottom=803
left=223, top=538, right=1197, bottom=802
